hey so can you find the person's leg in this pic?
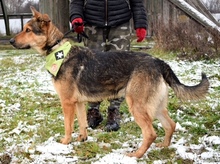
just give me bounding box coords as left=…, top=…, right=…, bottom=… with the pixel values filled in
left=105, top=97, right=124, bottom=131
left=106, top=22, right=131, bottom=51
left=83, top=25, right=106, bottom=51
left=83, top=23, right=131, bottom=131
left=83, top=26, right=105, bottom=129
left=105, top=22, right=131, bottom=131
left=87, top=102, right=103, bottom=129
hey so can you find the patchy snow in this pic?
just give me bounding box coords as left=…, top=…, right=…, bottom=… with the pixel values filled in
left=171, top=136, right=220, bottom=163
left=0, top=52, right=220, bottom=163
left=92, top=153, right=137, bottom=164
left=31, top=136, right=78, bottom=163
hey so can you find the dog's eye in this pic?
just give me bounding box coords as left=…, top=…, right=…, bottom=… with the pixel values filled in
left=26, top=28, right=31, bottom=32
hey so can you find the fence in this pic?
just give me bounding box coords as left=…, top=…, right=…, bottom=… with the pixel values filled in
left=0, top=13, right=32, bottom=35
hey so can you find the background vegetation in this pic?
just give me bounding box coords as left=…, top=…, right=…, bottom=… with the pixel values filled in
left=153, top=20, right=220, bottom=60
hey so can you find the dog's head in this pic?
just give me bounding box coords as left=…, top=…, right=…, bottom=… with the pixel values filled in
left=10, top=6, right=63, bottom=55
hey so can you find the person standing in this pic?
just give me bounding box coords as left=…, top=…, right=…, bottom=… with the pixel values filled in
left=69, top=0, right=147, bottom=132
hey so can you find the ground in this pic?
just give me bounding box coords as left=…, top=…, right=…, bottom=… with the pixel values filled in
left=0, top=49, right=219, bottom=164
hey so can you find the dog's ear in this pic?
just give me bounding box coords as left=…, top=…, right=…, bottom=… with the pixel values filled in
left=30, top=6, right=51, bottom=28
left=30, top=6, right=41, bottom=18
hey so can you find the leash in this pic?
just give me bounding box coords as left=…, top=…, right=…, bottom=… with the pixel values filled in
left=46, top=23, right=88, bottom=53
left=63, top=22, right=89, bottom=43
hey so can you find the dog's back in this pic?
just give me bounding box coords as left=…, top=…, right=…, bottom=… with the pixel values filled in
left=56, top=47, right=163, bottom=99
left=56, top=47, right=209, bottom=103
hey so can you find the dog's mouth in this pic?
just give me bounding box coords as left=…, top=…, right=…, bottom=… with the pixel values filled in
left=9, top=38, right=31, bottom=49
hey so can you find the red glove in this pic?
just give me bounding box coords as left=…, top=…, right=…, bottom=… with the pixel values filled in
left=136, top=28, right=147, bottom=42
left=72, top=18, right=84, bottom=33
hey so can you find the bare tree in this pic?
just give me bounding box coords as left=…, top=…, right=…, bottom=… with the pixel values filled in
left=23, top=1, right=39, bottom=12
left=3, top=0, right=37, bottom=13
left=204, top=0, right=220, bottom=13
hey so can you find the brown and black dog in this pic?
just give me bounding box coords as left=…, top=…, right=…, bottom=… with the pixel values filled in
left=10, top=7, right=209, bottom=158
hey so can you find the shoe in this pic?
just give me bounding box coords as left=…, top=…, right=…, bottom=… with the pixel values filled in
left=105, top=107, right=121, bottom=132
left=87, top=108, right=103, bottom=129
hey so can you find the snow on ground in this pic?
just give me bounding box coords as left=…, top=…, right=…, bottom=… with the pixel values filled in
left=0, top=53, right=220, bottom=163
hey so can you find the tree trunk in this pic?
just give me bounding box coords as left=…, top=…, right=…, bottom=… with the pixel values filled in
left=39, top=0, right=70, bottom=33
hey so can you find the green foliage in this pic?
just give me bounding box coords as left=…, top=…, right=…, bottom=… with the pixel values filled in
left=75, top=142, right=104, bottom=159
left=147, top=148, right=176, bottom=161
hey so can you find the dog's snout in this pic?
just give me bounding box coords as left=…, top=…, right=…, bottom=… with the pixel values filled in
left=9, top=38, right=15, bottom=45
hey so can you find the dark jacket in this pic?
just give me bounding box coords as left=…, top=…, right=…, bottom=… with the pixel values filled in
left=69, top=0, right=147, bottom=29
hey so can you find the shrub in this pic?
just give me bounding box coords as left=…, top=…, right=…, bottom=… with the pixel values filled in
left=153, top=19, right=220, bottom=60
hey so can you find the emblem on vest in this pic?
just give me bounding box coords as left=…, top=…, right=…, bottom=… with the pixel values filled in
left=55, top=50, right=64, bottom=60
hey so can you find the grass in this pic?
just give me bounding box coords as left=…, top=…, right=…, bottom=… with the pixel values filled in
left=0, top=46, right=219, bottom=163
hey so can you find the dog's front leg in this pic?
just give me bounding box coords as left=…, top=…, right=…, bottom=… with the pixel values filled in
left=76, top=102, right=88, bottom=142
left=60, top=99, right=76, bottom=144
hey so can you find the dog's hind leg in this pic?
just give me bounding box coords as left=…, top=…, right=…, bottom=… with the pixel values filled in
left=126, top=96, right=157, bottom=158
left=156, top=108, right=176, bottom=147
left=75, top=102, right=88, bottom=142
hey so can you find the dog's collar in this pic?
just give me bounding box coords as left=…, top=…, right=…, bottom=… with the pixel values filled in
left=44, top=40, right=62, bottom=54
left=45, top=41, right=71, bottom=76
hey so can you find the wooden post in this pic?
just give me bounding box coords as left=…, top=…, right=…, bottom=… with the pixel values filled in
left=39, top=0, right=70, bottom=33
left=0, top=0, right=10, bottom=35
left=21, top=15, right=24, bottom=29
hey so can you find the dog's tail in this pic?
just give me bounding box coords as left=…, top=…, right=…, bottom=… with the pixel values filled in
left=158, top=59, right=210, bottom=101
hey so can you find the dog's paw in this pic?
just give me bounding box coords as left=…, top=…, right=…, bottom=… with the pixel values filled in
left=156, top=142, right=169, bottom=147
left=77, top=134, right=88, bottom=142
left=60, top=137, right=72, bottom=144
left=126, top=152, right=135, bottom=157
left=126, top=152, right=142, bottom=158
